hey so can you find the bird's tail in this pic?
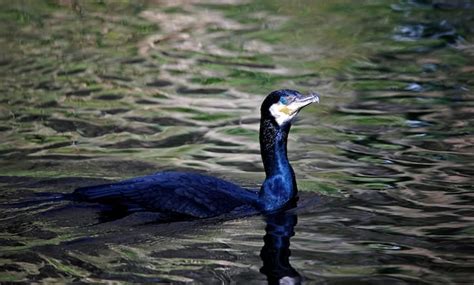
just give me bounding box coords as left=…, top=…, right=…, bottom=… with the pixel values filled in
left=0, top=192, right=73, bottom=208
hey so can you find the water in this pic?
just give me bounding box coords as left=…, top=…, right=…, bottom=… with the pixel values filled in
left=0, top=0, right=473, bottom=283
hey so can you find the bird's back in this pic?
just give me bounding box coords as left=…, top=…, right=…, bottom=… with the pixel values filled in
left=73, top=171, right=259, bottom=219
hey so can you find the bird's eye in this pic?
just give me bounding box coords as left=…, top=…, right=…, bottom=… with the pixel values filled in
left=279, top=96, right=288, bottom=105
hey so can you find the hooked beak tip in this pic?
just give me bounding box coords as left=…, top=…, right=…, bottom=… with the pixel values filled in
left=309, top=92, right=320, bottom=104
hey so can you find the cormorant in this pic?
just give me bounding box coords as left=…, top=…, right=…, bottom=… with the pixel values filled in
left=73, top=89, right=319, bottom=220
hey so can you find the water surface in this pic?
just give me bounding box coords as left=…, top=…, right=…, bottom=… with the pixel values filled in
left=0, top=0, right=473, bottom=283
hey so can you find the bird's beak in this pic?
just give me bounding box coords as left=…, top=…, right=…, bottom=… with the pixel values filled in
left=293, top=92, right=320, bottom=111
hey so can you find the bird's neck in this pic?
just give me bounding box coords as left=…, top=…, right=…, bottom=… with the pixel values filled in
left=258, top=117, right=298, bottom=211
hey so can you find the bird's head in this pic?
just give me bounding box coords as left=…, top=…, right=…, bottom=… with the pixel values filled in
left=261, top=89, right=320, bottom=127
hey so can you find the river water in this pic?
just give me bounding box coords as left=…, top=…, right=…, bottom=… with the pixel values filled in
left=0, top=0, right=473, bottom=283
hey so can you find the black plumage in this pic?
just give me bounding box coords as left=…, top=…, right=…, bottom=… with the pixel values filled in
left=74, top=172, right=258, bottom=219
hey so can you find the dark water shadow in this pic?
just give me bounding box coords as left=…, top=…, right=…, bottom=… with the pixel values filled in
left=260, top=209, right=301, bottom=285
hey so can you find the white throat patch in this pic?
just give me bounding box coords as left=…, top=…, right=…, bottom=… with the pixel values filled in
left=269, top=102, right=298, bottom=126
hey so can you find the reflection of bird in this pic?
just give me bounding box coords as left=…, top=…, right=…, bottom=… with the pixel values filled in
left=73, top=89, right=319, bottom=220
left=260, top=210, right=301, bottom=285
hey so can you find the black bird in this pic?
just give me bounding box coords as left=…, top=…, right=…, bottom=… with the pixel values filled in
left=73, top=89, right=319, bottom=220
